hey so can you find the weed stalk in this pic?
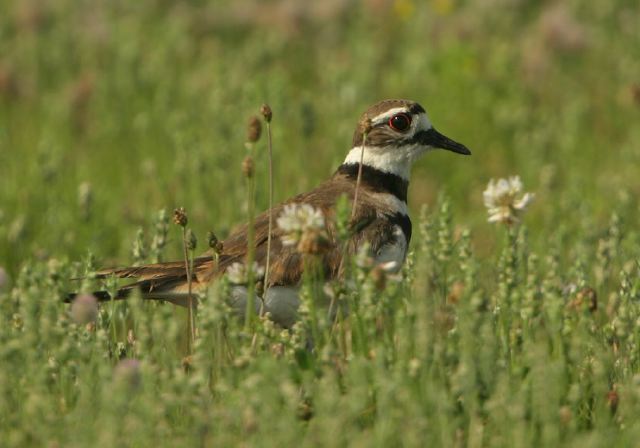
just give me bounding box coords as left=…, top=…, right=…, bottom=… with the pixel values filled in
left=243, top=115, right=262, bottom=330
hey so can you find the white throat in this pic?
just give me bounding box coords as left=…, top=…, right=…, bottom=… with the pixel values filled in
left=343, top=144, right=428, bottom=181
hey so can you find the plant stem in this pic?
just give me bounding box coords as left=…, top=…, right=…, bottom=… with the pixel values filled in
left=263, top=120, right=274, bottom=316
left=189, top=245, right=196, bottom=341
left=244, top=153, right=257, bottom=331
left=181, top=227, right=194, bottom=353
left=350, top=131, right=368, bottom=220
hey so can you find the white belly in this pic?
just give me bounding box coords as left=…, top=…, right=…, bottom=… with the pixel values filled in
left=374, top=224, right=407, bottom=273
left=229, top=286, right=300, bottom=328
left=228, top=224, right=408, bottom=326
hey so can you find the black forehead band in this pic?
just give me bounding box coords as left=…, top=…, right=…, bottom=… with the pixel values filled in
left=409, top=103, right=425, bottom=114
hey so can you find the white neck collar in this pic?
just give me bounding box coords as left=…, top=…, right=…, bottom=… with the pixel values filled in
left=343, top=145, right=427, bottom=181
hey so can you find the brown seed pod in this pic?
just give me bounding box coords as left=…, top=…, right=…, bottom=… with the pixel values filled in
left=242, top=156, right=254, bottom=178
left=173, top=207, right=188, bottom=227
left=260, top=104, right=273, bottom=123
left=246, top=115, right=262, bottom=142
left=207, top=231, right=224, bottom=255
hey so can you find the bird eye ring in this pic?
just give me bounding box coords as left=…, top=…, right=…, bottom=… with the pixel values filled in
left=388, top=113, right=412, bottom=132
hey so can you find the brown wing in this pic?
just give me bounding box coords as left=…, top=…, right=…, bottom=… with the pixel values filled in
left=88, top=174, right=400, bottom=302
left=205, top=175, right=400, bottom=287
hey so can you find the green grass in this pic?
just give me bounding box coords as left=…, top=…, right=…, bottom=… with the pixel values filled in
left=2, top=0, right=640, bottom=445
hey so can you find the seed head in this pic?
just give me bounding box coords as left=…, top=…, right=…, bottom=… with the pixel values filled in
left=260, top=104, right=273, bottom=123
left=361, top=117, right=373, bottom=135
left=559, top=406, right=572, bottom=425
left=607, top=389, right=619, bottom=412
left=246, top=115, right=262, bottom=143
left=127, top=329, right=136, bottom=346
left=255, top=280, right=265, bottom=297
left=569, top=286, right=598, bottom=313
left=70, top=293, right=99, bottom=325
left=173, top=207, right=188, bottom=227
left=447, top=281, right=465, bottom=305
left=242, top=156, right=254, bottom=178
left=207, top=231, right=224, bottom=255
left=181, top=355, right=193, bottom=373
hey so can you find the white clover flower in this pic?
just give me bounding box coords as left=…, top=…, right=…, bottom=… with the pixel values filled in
left=277, top=203, right=326, bottom=247
left=483, top=176, right=535, bottom=225
left=226, top=262, right=265, bottom=285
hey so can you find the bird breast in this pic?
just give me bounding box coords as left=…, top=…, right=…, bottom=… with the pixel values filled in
left=374, top=224, right=408, bottom=273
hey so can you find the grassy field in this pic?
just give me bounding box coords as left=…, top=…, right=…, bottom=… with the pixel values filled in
left=1, top=0, right=640, bottom=445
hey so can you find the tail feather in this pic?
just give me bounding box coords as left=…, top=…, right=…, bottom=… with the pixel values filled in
left=67, top=257, right=215, bottom=307
left=96, top=257, right=211, bottom=280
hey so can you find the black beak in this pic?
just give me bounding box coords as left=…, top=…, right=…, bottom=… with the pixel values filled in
left=419, top=128, right=471, bottom=155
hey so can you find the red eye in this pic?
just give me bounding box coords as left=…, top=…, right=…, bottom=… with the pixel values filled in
left=388, top=113, right=411, bottom=132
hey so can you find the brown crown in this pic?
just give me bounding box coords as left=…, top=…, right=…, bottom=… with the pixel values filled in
left=351, top=99, right=426, bottom=147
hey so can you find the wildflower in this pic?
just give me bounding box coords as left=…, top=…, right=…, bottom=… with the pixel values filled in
left=276, top=204, right=328, bottom=254
left=226, top=262, right=265, bottom=285
left=70, top=293, right=99, bottom=325
left=483, top=176, right=535, bottom=225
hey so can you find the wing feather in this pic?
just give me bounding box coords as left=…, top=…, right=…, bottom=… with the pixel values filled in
left=82, top=174, right=401, bottom=301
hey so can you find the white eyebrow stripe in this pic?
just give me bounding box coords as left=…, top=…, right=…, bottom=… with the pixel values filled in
left=370, top=107, right=410, bottom=125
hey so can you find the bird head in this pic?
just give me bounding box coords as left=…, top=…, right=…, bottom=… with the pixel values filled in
left=344, top=99, right=471, bottom=180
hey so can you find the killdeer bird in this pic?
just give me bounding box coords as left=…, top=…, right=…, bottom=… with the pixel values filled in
left=74, top=99, right=470, bottom=327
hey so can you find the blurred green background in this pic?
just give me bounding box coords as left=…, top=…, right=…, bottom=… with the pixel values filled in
left=0, top=0, right=639, bottom=274
left=3, top=2, right=640, bottom=446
